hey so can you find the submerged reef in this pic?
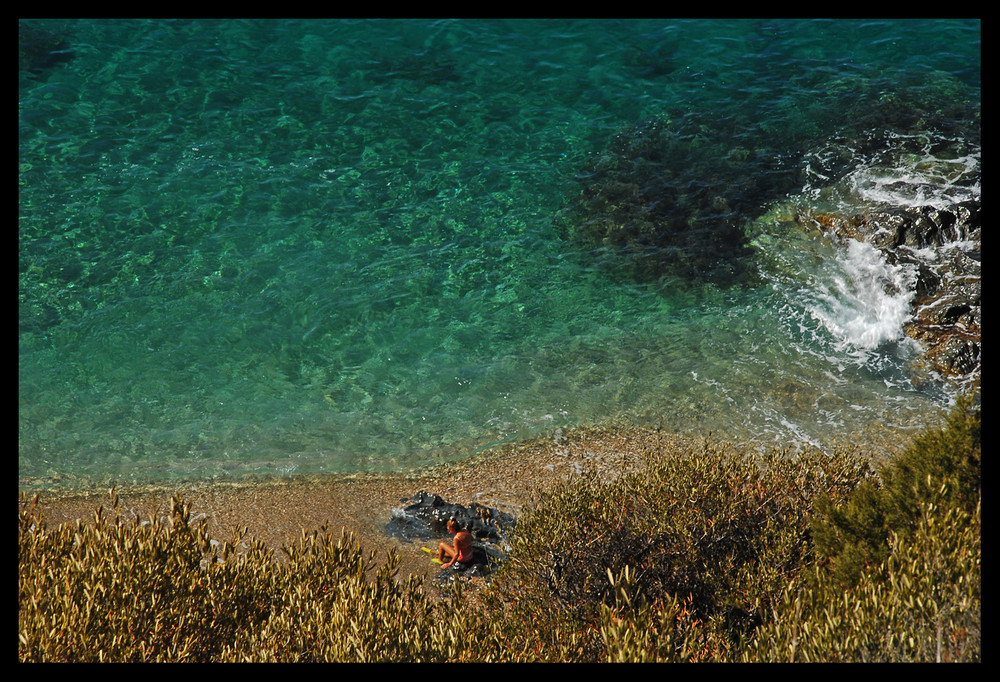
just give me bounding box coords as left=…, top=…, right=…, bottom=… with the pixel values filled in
left=555, top=115, right=801, bottom=288
left=19, top=21, right=74, bottom=76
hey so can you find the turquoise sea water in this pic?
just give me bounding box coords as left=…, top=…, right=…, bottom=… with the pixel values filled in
left=19, top=19, right=981, bottom=488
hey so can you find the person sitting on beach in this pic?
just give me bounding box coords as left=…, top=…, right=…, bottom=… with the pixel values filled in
left=437, top=518, right=474, bottom=569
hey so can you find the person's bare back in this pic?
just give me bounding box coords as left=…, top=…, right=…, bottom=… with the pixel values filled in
left=437, top=518, right=474, bottom=568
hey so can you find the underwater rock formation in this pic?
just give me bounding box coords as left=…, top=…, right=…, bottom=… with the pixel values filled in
left=19, top=21, right=74, bottom=76
left=556, top=115, right=802, bottom=287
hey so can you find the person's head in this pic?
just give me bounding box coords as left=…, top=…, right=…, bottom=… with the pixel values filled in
left=447, top=518, right=463, bottom=533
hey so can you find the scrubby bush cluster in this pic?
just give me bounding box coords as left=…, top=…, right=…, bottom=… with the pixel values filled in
left=18, top=493, right=497, bottom=662
left=746, top=396, right=982, bottom=662
left=481, top=438, right=877, bottom=661
left=19, top=398, right=979, bottom=662
left=746, top=491, right=980, bottom=662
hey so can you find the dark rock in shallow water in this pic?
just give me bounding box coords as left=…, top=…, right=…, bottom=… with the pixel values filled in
left=556, top=116, right=802, bottom=288
left=385, top=491, right=516, bottom=582
left=800, top=201, right=981, bottom=390
left=809, top=201, right=980, bottom=252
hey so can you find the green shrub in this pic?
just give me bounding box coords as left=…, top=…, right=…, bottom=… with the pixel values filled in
left=221, top=525, right=507, bottom=662
left=18, top=491, right=277, bottom=662
left=745, top=491, right=980, bottom=662
left=811, top=395, right=980, bottom=589
left=480, top=437, right=875, bottom=661
left=746, top=396, right=982, bottom=662
left=18, top=491, right=502, bottom=662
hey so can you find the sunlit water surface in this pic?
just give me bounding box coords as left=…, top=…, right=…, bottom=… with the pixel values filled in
left=19, top=19, right=980, bottom=487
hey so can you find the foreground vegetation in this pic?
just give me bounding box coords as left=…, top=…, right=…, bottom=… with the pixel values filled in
left=19, top=398, right=980, bottom=662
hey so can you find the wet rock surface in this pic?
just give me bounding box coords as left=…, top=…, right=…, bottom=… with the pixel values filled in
left=385, top=491, right=517, bottom=581
left=800, top=200, right=981, bottom=390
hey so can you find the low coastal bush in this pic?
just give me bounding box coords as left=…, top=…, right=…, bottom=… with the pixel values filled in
left=744, top=394, right=981, bottom=662
left=744, top=491, right=980, bottom=662
left=480, top=438, right=877, bottom=661
left=20, top=492, right=262, bottom=661
left=495, top=398, right=979, bottom=663
left=19, top=399, right=979, bottom=662
left=18, top=493, right=499, bottom=662
left=810, top=394, right=981, bottom=590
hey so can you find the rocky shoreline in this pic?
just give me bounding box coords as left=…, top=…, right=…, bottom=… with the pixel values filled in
left=797, top=200, right=981, bottom=392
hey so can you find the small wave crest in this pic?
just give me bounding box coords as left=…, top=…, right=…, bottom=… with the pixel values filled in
left=802, top=132, right=981, bottom=214
left=804, top=239, right=916, bottom=351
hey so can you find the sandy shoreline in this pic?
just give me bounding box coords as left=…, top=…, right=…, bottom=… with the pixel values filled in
left=20, top=418, right=912, bottom=594
left=21, top=423, right=679, bottom=591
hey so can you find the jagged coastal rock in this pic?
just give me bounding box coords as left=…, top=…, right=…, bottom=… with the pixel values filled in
left=799, top=201, right=981, bottom=389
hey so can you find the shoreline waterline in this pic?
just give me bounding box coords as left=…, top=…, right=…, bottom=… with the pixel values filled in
left=20, top=419, right=919, bottom=586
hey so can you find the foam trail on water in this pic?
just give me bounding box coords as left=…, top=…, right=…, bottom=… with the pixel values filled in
left=846, top=152, right=980, bottom=210
left=806, top=132, right=981, bottom=213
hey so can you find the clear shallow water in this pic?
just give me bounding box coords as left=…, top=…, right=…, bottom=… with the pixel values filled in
left=19, top=19, right=981, bottom=487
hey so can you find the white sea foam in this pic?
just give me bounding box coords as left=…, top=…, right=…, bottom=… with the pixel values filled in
left=845, top=154, right=980, bottom=210
left=782, top=130, right=978, bottom=368
left=803, top=132, right=981, bottom=215
left=804, top=239, right=916, bottom=351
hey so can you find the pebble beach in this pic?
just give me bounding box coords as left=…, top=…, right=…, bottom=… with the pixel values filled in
left=22, top=420, right=913, bottom=595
